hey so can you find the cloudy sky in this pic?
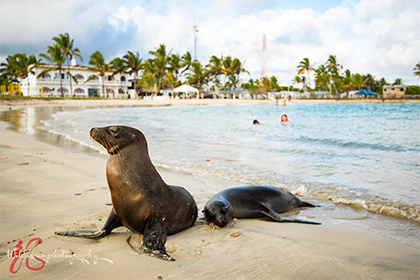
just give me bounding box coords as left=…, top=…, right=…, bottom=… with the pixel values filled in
left=1, top=0, right=419, bottom=85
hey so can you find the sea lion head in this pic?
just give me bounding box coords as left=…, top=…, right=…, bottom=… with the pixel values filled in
left=90, top=126, right=147, bottom=155
left=203, top=199, right=230, bottom=227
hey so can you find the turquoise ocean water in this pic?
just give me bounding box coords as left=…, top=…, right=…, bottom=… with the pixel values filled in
left=3, top=102, right=419, bottom=247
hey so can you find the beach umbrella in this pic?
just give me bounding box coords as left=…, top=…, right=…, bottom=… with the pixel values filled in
left=356, top=89, right=377, bottom=95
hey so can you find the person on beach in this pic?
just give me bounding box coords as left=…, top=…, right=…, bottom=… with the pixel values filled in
left=253, top=119, right=260, bottom=124
left=280, top=114, right=290, bottom=125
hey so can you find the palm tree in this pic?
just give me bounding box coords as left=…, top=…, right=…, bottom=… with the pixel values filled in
left=110, top=57, right=127, bottom=97
left=393, top=78, right=403, bottom=85
left=414, top=62, right=420, bottom=78
left=186, top=61, right=208, bottom=95
left=168, top=53, right=182, bottom=80
left=225, top=75, right=240, bottom=91
left=342, top=69, right=353, bottom=95
left=297, top=57, right=314, bottom=89
left=326, top=55, right=342, bottom=73
left=136, top=73, right=157, bottom=96
left=241, top=79, right=258, bottom=95
left=148, top=44, right=170, bottom=92
left=315, top=64, right=328, bottom=91
left=206, top=55, right=230, bottom=89
left=378, top=77, right=388, bottom=93
left=363, top=74, right=376, bottom=90
left=0, top=53, right=41, bottom=96
left=351, top=73, right=366, bottom=91
left=86, top=51, right=109, bottom=97
left=53, top=33, right=83, bottom=96
left=258, top=76, right=278, bottom=93
left=123, top=51, right=143, bottom=96
left=181, top=51, right=193, bottom=74
left=1, top=54, right=20, bottom=80
left=231, top=58, right=250, bottom=86
left=291, top=75, right=303, bottom=89
left=16, top=53, right=42, bottom=96
left=222, top=56, right=238, bottom=89
left=38, top=44, right=67, bottom=96
left=163, top=72, right=181, bottom=94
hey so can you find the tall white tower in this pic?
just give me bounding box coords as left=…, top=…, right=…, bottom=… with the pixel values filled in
left=261, top=34, right=267, bottom=78
left=193, top=25, right=198, bottom=61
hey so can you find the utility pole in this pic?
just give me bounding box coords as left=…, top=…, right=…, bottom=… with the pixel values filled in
left=261, top=34, right=267, bottom=78
left=193, top=25, right=198, bottom=61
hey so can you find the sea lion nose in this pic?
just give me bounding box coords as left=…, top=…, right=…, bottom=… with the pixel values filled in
left=90, top=128, right=97, bottom=137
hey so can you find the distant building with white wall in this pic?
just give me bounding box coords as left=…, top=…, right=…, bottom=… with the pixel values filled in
left=382, top=85, right=406, bottom=98
left=19, top=64, right=132, bottom=98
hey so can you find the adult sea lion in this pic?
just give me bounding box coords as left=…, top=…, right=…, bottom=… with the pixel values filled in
left=56, top=126, right=198, bottom=261
left=203, top=186, right=320, bottom=227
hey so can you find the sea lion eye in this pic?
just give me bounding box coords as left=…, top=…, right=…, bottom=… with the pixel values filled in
left=110, top=129, right=118, bottom=134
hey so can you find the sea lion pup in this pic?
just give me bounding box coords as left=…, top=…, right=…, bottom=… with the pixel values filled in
left=56, top=126, right=198, bottom=261
left=203, top=186, right=320, bottom=227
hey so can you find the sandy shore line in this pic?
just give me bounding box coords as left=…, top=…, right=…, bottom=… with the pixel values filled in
left=0, top=104, right=419, bottom=279
left=1, top=96, right=419, bottom=109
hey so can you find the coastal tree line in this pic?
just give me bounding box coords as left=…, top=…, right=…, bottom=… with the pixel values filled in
left=1, top=33, right=420, bottom=97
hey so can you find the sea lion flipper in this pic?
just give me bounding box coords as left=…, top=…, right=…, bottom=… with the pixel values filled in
left=260, top=203, right=321, bottom=225
left=55, top=229, right=107, bottom=239
left=55, top=209, right=124, bottom=239
left=127, top=233, right=175, bottom=262
left=101, top=208, right=124, bottom=234
left=139, top=219, right=175, bottom=261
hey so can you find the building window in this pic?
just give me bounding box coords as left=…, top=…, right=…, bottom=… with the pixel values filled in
left=55, top=73, right=68, bottom=80
left=121, top=76, right=126, bottom=82
left=106, top=75, right=114, bottom=81
left=74, top=88, right=85, bottom=94
left=74, top=74, right=84, bottom=82
left=88, top=75, right=99, bottom=81
left=42, top=87, right=52, bottom=93
left=39, top=73, right=51, bottom=80
left=57, top=87, right=69, bottom=94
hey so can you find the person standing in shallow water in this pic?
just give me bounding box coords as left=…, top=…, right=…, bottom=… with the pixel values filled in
left=281, top=114, right=290, bottom=125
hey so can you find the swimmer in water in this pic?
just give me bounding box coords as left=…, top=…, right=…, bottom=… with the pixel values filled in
left=280, top=114, right=290, bottom=125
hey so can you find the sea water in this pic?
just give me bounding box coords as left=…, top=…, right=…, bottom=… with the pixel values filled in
left=2, top=102, right=419, bottom=247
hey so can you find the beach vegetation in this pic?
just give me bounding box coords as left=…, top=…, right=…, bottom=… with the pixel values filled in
left=53, top=33, right=83, bottom=97
left=297, top=57, right=315, bottom=90
left=1, top=54, right=22, bottom=80
left=110, top=57, right=127, bottom=96
left=414, top=62, right=420, bottom=78
left=185, top=61, right=209, bottom=92
left=38, top=44, right=67, bottom=97
left=393, top=78, right=403, bottom=85
left=0, top=53, right=42, bottom=96
left=86, top=51, right=110, bottom=97
left=2, top=32, right=419, bottom=99
left=405, top=85, right=420, bottom=95
left=123, top=51, right=143, bottom=88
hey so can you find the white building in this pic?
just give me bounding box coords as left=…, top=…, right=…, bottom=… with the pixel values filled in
left=383, top=85, right=406, bottom=98
left=19, top=64, right=133, bottom=98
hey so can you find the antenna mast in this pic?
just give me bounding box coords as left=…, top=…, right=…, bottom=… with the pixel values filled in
left=193, top=25, right=198, bottom=61
left=261, top=34, right=267, bottom=78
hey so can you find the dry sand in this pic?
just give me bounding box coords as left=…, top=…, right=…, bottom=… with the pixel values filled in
left=0, top=99, right=419, bottom=279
